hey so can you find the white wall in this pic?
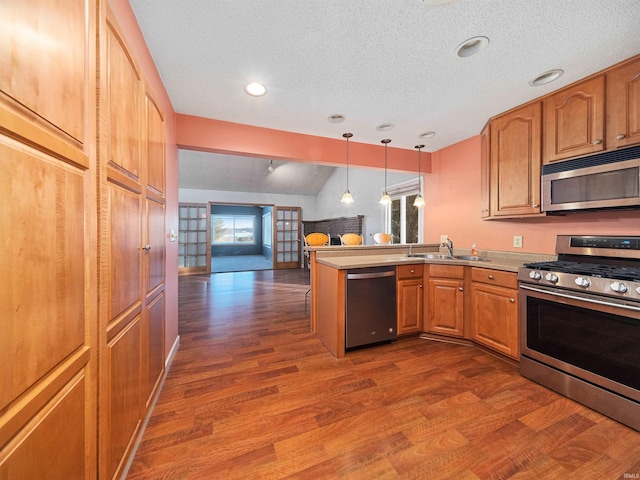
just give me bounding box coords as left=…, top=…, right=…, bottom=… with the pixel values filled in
left=179, top=167, right=415, bottom=246
left=314, top=167, right=416, bottom=244
left=179, top=188, right=319, bottom=217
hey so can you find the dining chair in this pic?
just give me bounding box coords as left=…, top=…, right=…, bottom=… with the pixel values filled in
left=303, top=233, right=329, bottom=312
left=339, top=233, right=363, bottom=246
left=373, top=232, right=393, bottom=244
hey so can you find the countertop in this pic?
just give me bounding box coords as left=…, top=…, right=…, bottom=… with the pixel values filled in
left=311, top=245, right=555, bottom=273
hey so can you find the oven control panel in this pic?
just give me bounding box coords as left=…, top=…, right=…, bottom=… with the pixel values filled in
left=518, top=268, right=640, bottom=302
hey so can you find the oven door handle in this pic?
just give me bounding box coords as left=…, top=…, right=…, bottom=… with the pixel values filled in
left=520, top=284, right=640, bottom=313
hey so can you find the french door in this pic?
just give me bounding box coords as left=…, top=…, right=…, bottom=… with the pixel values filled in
left=274, top=206, right=301, bottom=269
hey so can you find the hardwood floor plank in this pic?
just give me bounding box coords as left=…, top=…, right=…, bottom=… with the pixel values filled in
left=126, top=270, right=640, bottom=479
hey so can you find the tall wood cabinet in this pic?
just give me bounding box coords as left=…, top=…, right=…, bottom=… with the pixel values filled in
left=0, top=0, right=98, bottom=478
left=0, top=2, right=168, bottom=478
left=99, top=8, right=166, bottom=479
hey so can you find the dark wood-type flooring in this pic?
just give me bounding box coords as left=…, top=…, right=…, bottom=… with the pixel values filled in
left=127, top=269, right=640, bottom=479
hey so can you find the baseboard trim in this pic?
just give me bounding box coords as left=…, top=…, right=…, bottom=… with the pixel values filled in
left=119, top=335, right=181, bottom=479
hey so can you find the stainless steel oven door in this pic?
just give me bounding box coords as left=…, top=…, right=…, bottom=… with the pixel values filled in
left=519, top=283, right=640, bottom=403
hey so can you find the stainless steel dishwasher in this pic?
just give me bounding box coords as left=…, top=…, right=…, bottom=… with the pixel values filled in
left=345, top=266, right=397, bottom=350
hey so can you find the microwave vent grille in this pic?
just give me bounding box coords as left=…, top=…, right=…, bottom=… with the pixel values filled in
left=542, top=145, right=640, bottom=175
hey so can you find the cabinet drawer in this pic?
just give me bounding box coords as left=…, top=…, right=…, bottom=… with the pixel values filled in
left=429, top=264, right=464, bottom=279
left=471, top=267, right=517, bottom=288
left=397, top=264, right=423, bottom=279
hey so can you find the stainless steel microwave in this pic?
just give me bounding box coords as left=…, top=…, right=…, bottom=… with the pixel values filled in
left=542, top=147, right=640, bottom=213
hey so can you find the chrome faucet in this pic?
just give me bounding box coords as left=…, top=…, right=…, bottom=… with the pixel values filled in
left=442, top=238, right=453, bottom=257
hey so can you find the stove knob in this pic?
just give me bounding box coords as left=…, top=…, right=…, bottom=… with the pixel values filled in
left=529, top=271, right=542, bottom=280
left=545, top=273, right=559, bottom=283
left=575, top=277, right=591, bottom=288
left=610, top=282, right=628, bottom=294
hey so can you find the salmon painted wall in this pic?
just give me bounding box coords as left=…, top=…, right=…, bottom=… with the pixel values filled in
left=177, top=114, right=431, bottom=174
left=425, top=136, right=640, bottom=255
left=109, top=0, right=179, bottom=357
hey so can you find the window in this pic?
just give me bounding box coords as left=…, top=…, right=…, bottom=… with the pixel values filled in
left=384, top=179, right=423, bottom=244
left=212, top=215, right=256, bottom=244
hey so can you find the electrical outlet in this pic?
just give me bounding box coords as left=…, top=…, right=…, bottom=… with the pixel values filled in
left=440, top=234, right=448, bottom=243
left=514, top=235, right=523, bottom=248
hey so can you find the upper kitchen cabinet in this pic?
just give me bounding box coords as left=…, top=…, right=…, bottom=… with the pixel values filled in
left=488, top=102, right=543, bottom=218
left=607, top=56, right=640, bottom=149
left=544, top=75, right=606, bottom=163
left=480, top=123, right=491, bottom=218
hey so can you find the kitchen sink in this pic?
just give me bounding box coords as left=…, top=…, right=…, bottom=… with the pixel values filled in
left=454, top=255, right=490, bottom=261
left=407, top=253, right=454, bottom=260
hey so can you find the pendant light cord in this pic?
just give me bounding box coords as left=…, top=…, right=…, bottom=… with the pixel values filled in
left=415, top=144, right=425, bottom=195
left=382, top=139, right=391, bottom=193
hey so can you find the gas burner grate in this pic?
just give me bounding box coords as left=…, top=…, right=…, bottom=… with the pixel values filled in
left=524, top=260, right=640, bottom=281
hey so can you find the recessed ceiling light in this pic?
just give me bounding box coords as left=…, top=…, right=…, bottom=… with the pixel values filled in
left=529, top=69, right=564, bottom=87
left=328, top=114, right=346, bottom=124
left=419, top=131, right=436, bottom=139
left=456, top=36, right=489, bottom=58
left=244, top=82, right=267, bottom=97
left=376, top=123, right=394, bottom=132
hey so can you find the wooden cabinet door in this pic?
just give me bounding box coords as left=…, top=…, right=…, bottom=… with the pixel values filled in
left=608, top=57, right=640, bottom=149
left=0, top=0, right=97, bottom=478
left=397, top=278, right=423, bottom=335
left=427, top=278, right=464, bottom=337
left=480, top=122, right=491, bottom=218
left=490, top=102, right=542, bottom=217
left=544, top=75, right=606, bottom=163
left=101, top=10, right=145, bottom=480
left=143, top=92, right=166, bottom=409
left=471, top=283, right=519, bottom=358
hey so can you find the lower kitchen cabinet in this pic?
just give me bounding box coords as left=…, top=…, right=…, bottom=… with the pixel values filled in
left=426, top=265, right=465, bottom=337
left=397, top=264, right=424, bottom=335
left=470, top=268, right=519, bottom=359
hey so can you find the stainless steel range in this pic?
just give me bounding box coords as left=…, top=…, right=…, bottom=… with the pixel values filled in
left=518, top=235, right=640, bottom=431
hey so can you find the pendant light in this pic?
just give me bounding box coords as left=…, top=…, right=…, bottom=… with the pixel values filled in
left=340, top=133, right=354, bottom=203
left=413, top=144, right=426, bottom=207
left=379, top=139, right=392, bottom=205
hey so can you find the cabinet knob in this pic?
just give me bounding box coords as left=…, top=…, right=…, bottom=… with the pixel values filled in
left=142, top=244, right=151, bottom=251
left=458, top=287, right=463, bottom=291
left=593, top=139, right=603, bottom=145
left=509, top=298, right=515, bottom=303
left=617, top=134, right=626, bottom=140
left=488, top=274, right=494, bottom=280
left=532, top=203, right=540, bottom=208
left=410, top=269, right=415, bottom=274
left=419, top=284, right=423, bottom=288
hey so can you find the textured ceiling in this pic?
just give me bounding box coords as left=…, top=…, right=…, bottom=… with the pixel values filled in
left=131, top=0, right=640, bottom=192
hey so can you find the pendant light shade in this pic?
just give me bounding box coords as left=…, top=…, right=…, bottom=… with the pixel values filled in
left=340, top=133, right=354, bottom=203
left=379, top=139, right=392, bottom=205
left=413, top=144, right=426, bottom=207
